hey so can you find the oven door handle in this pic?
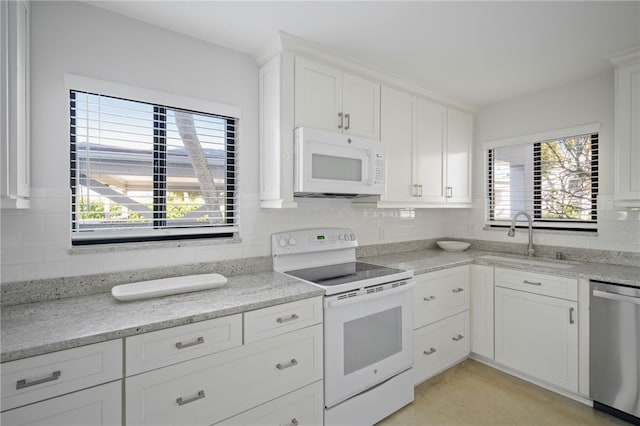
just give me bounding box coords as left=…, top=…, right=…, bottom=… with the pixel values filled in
left=325, top=281, right=415, bottom=308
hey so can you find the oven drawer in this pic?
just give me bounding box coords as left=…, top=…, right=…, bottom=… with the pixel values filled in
left=126, top=324, right=323, bottom=426
left=414, top=266, right=469, bottom=328
left=495, top=268, right=577, bottom=301
left=126, top=314, right=242, bottom=376
left=1, top=340, right=122, bottom=411
left=215, top=381, right=323, bottom=426
left=414, top=311, right=469, bottom=385
left=244, top=297, right=323, bottom=343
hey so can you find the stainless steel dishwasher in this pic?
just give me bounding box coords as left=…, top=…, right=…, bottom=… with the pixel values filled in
left=590, top=280, right=640, bottom=424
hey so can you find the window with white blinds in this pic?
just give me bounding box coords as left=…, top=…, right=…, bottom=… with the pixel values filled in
left=70, top=90, right=238, bottom=245
left=487, top=131, right=598, bottom=231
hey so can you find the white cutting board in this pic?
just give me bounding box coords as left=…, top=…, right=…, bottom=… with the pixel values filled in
left=111, top=273, right=227, bottom=301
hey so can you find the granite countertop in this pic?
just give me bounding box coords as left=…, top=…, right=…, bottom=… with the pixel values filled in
left=362, top=249, right=640, bottom=287
left=2, top=249, right=638, bottom=364
left=0, top=271, right=323, bottom=363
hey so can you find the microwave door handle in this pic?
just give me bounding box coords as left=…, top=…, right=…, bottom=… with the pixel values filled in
left=324, top=281, right=415, bottom=308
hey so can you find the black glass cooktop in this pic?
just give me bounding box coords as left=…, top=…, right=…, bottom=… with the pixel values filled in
left=285, top=261, right=406, bottom=287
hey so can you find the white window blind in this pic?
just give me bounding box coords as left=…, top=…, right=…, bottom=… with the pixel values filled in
left=487, top=132, right=598, bottom=231
left=70, top=90, right=238, bottom=244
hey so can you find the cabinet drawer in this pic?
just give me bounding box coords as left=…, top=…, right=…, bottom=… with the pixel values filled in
left=126, top=314, right=242, bottom=376
left=0, top=380, right=121, bottom=426
left=126, top=324, right=323, bottom=426
left=244, top=297, right=322, bottom=343
left=216, top=381, right=323, bottom=426
left=495, top=267, right=577, bottom=301
left=414, top=311, right=469, bottom=385
left=1, top=340, right=122, bottom=411
left=414, top=266, right=469, bottom=328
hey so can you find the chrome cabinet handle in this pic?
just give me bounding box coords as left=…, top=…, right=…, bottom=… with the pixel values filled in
left=412, top=184, right=420, bottom=197
left=418, top=184, right=423, bottom=197
left=446, top=186, right=453, bottom=198
left=452, top=334, right=464, bottom=341
left=423, top=348, right=436, bottom=355
left=16, top=370, right=61, bottom=390
left=175, top=336, right=204, bottom=350
left=523, top=280, right=542, bottom=286
left=345, top=113, right=350, bottom=130
left=452, top=287, right=464, bottom=293
left=423, top=295, right=436, bottom=301
left=283, top=418, right=299, bottom=426
left=276, top=314, right=299, bottom=324
left=569, top=307, right=575, bottom=324
left=176, top=390, right=205, bottom=406
left=338, top=112, right=343, bottom=129
left=276, top=359, right=298, bottom=370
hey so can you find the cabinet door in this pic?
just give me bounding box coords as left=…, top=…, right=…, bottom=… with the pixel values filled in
left=294, top=56, right=342, bottom=133
left=342, top=72, right=380, bottom=140
left=379, top=85, right=416, bottom=203
left=1, top=0, right=30, bottom=209
left=495, top=287, right=578, bottom=392
left=614, top=60, right=640, bottom=202
left=446, top=108, right=472, bottom=204
left=0, top=381, right=121, bottom=426
left=470, top=265, right=494, bottom=359
left=415, top=98, right=446, bottom=203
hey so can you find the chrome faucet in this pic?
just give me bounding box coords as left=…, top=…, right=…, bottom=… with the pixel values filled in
left=508, top=211, right=535, bottom=257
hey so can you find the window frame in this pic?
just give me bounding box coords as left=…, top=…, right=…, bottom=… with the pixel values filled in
left=65, top=74, right=241, bottom=245
left=484, top=123, right=599, bottom=232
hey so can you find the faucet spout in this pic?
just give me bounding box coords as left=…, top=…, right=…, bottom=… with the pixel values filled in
left=508, top=211, right=535, bottom=256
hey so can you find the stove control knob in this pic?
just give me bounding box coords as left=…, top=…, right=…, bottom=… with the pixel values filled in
left=350, top=233, right=356, bottom=241
left=338, top=234, right=344, bottom=240
left=288, top=238, right=297, bottom=246
left=278, top=238, right=287, bottom=247
left=345, top=233, right=352, bottom=241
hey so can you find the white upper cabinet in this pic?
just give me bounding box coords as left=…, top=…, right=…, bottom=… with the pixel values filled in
left=295, top=56, right=380, bottom=140
left=377, top=85, right=472, bottom=208
left=610, top=48, right=640, bottom=206
left=1, top=0, right=30, bottom=209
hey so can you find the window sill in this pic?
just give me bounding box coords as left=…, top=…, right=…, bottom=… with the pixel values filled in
left=68, top=236, right=241, bottom=255
left=482, top=226, right=598, bottom=237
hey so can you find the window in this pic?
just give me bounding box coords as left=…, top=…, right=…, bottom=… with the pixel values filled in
left=69, top=89, right=238, bottom=245
left=486, top=127, right=598, bottom=231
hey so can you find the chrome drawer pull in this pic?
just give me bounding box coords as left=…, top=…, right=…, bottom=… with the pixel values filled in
left=423, top=348, right=437, bottom=355
left=452, top=287, right=464, bottom=293
left=175, top=336, right=205, bottom=350
left=284, top=418, right=299, bottom=426
left=276, top=359, right=298, bottom=370
left=423, top=296, right=436, bottom=301
left=16, top=370, right=61, bottom=389
left=176, top=390, right=205, bottom=406
left=276, top=314, right=299, bottom=324
left=452, top=334, right=464, bottom=341
left=523, top=280, right=542, bottom=286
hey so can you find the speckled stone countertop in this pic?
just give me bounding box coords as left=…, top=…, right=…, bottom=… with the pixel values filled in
left=362, top=249, right=640, bottom=287
left=1, top=272, right=323, bottom=363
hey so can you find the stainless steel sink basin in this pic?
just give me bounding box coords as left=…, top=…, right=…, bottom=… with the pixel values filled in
left=477, top=255, right=577, bottom=269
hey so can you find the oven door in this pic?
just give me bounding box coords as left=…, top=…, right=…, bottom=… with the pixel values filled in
left=324, top=280, right=414, bottom=408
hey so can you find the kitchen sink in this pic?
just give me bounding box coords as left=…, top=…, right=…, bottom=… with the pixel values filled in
left=477, top=255, right=577, bottom=269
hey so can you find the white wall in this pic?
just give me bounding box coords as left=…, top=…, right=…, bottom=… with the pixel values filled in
left=0, top=2, right=446, bottom=283
left=447, top=71, right=640, bottom=253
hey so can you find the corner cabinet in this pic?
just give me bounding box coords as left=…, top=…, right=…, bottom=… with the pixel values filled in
left=377, top=85, right=473, bottom=208
left=1, top=0, right=31, bottom=209
left=610, top=48, right=640, bottom=206
left=295, top=56, right=380, bottom=140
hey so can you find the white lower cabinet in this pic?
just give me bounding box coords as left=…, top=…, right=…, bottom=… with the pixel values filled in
left=126, top=323, right=323, bottom=426
left=216, top=381, right=323, bottom=426
left=470, top=265, right=494, bottom=359
left=414, top=311, right=469, bottom=385
left=0, top=381, right=121, bottom=426
left=495, top=286, right=578, bottom=393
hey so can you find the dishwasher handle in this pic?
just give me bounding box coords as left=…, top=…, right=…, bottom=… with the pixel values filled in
left=592, top=289, right=640, bottom=305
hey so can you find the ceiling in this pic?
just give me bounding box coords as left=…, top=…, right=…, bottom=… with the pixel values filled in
left=87, top=1, right=640, bottom=108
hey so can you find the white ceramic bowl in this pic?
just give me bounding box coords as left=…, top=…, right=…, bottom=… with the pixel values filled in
left=437, top=241, right=470, bottom=252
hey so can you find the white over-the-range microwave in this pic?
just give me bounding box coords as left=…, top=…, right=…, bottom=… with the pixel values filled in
left=294, top=127, right=386, bottom=198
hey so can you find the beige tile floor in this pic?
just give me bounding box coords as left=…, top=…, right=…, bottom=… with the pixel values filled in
left=377, top=359, right=628, bottom=426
